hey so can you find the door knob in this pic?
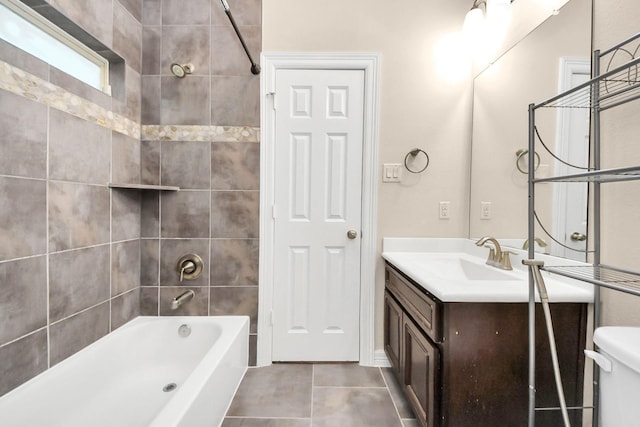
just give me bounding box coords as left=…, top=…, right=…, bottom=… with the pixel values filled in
left=347, top=230, right=358, bottom=239
left=570, top=232, right=587, bottom=242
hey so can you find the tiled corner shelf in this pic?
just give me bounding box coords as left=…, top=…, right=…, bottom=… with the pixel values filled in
left=107, top=183, right=180, bottom=191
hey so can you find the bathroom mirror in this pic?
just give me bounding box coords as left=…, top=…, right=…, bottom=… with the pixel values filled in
left=469, top=0, right=592, bottom=260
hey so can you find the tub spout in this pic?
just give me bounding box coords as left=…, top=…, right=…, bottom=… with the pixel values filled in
left=170, top=290, right=195, bottom=310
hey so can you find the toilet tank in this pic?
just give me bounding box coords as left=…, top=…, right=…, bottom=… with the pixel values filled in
left=585, top=327, right=640, bottom=427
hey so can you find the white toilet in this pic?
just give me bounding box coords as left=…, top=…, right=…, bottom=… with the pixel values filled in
left=585, top=327, right=640, bottom=427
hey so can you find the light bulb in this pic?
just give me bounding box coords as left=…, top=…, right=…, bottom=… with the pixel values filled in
left=463, top=7, right=485, bottom=41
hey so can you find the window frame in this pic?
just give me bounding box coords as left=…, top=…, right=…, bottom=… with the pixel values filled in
left=0, top=0, right=110, bottom=93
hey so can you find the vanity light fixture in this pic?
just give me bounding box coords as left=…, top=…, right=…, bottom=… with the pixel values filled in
left=463, top=0, right=513, bottom=37
left=463, top=0, right=513, bottom=58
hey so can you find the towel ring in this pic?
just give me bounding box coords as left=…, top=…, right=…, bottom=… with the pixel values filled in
left=404, top=148, right=430, bottom=174
left=516, top=149, right=540, bottom=174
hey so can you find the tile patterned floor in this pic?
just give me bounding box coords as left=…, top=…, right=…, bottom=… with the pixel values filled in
left=223, top=363, right=417, bottom=427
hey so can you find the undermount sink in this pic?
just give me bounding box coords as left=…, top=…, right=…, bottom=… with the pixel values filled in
left=457, top=258, right=517, bottom=281
left=425, top=256, right=521, bottom=281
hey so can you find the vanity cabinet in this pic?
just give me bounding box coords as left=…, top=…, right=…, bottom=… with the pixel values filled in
left=384, top=262, right=587, bottom=427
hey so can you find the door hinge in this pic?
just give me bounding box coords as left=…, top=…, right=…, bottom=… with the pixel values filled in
left=272, top=204, right=277, bottom=219
left=269, top=310, right=274, bottom=326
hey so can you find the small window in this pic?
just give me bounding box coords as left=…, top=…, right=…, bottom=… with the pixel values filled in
left=0, top=0, right=110, bottom=93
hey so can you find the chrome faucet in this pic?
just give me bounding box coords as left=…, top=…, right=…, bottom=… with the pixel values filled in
left=170, top=290, right=195, bottom=310
left=475, top=236, right=514, bottom=270
left=522, top=237, right=548, bottom=250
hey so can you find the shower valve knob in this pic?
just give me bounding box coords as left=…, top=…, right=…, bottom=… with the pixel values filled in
left=177, top=254, right=203, bottom=282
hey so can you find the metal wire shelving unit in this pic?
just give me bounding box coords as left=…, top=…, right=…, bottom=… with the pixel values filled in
left=527, top=31, right=640, bottom=427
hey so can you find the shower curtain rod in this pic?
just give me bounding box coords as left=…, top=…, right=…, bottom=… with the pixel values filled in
left=219, top=0, right=261, bottom=75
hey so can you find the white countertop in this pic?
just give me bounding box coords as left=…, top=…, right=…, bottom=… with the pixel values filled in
left=382, top=238, right=594, bottom=303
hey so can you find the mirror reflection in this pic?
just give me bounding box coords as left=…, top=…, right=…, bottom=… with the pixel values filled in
left=469, top=0, right=592, bottom=260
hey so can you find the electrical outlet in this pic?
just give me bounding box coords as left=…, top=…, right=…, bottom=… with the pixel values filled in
left=480, top=201, right=492, bottom=220
left=439, top=201, right=451, bottom=219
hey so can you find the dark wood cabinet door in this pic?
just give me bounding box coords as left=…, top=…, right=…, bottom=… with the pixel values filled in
left=384, top=291, right=403, bottom=376
left=403, top=315, right=439, bottom=427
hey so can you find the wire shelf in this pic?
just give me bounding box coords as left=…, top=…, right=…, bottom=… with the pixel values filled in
left=534, top=55, right=640, bottom=111
left=542, top=265, right=640, bottom=296
left=533, top=166, right=640, bottom=183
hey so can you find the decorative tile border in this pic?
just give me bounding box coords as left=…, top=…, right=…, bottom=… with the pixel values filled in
left=0, top=60, right=140, bottom=139
left=141, top=125, right=259, bottom=143
left=0, top=60, right=260, bottom=143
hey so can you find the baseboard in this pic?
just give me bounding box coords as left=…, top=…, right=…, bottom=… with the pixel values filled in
left=373, top=350, right=391, bottom=367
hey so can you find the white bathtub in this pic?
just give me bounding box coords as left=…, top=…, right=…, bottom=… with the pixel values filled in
left=0, top=316, right=249, bottom=427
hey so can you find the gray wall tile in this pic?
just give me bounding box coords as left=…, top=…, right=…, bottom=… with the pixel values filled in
left=113, top=66, right=142, bottom=122
left=0, top=177, right=47, bottom=260
left=0, top=39, right=48, bottom=80
left=161, top=141, right=211, bottom=189
left=160, top=76, right=210, bottom=125
left=141, top=140, right=160, bottom=185
left=49, top=182, right=110, bottom=252
left=112, top=189, right=142, bottom=241
left=140, top=239, right=160, bottom=286
left=231, top=0, right=262, bottom=26
left=162, top=0, right=211, bottom=25
left=113, top=1, right=142, bottom=73
left=112, top=240, right=140, bottom=296
left=211, top=75, right=259, bottom=126
left=141, top=192, right=159, bottom=237
left=118, top=0, right=143, bottom=22
left=48, top=109, right=110, bottom=184
left=210, top=239, right=258, bottom=286
left=140, top=286, right=159, bottom=315
left=210, top=286, right=257, bottom=333
left=159, top=286, right=209, bottom=315
left=0, top=91, right=47, bottom=179
left=142, top=0, right=161, bottom=25
left=142, top=26, right=161, bottom=75
left=211, top=191, right=259, bottom=238
left=49, top=302, right=110, bottom=366
left=47, top=0, right=114, bottom=46
left=161, top=26, right=210, bottom=77
left=161, top=190, right=210, bottom=238
left=49, top=245, right=110, bottom=322
left=159, top=238, right=209, bottom=286
left=211, top=25, right=260, bottom=76
left=141, top=76, right=161, bottom=124
left=211, top=0, right=261, bottom=27
left=0, top=256, right=47, bottom=344
left=112, top=131, right=141, bottom=185
left=0, top=330, right=47, bottom=397
left=111, top=288, right=140, bottom=329
left=211, top=141, right=259, bottom=190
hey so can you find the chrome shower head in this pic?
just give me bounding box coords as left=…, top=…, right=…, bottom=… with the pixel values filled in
left=170, top=63, right=194, bottom=78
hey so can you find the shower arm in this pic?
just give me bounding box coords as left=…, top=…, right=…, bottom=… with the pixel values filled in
left=219, top=0, right=261, bottom=75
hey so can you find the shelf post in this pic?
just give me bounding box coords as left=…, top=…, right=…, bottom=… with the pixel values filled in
left=527, top=103, right=536, bottom=427
left=591, top=47, right=601, bottom=427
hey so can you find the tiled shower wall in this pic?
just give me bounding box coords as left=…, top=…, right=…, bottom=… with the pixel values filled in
left=0, top=0, right=144, bottom=397
left=0, top=0, right=261, bottom=397
left=139, top=0, right=262, bottom=364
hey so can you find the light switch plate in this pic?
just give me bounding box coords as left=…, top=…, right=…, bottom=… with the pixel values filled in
left=383, top=163, right=402, bottom=182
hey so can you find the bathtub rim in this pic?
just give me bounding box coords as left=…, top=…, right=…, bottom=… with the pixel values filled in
left=0, top=315, right=250, bottom=427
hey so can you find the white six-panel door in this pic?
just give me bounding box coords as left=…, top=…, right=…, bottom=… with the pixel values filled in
left=272, top=69, right=365, bottom=361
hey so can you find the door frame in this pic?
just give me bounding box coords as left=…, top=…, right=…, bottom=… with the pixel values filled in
left=257, top=52, right=380, bottom=366
left=552, top=57, right=590, bottom=259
